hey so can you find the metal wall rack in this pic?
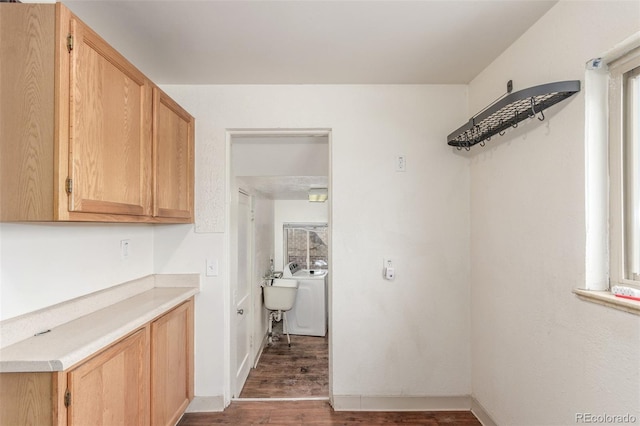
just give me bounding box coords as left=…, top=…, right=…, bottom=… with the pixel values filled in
left=447, top=80, right=581, bottom=150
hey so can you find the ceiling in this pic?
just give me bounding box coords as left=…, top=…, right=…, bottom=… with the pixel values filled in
left=232, top=135, right=329, bottom=200
left=63, top=0, right=557, bottom=85
left=60, top=0, right=557, bottom=199
left=237, top=175, right=329, bottom=200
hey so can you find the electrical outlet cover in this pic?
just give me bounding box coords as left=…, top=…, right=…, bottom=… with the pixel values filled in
left=206, top=258, right=218, bottom=276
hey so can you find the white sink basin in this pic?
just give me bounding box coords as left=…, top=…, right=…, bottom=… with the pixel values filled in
left=263, top=279, right=298, bottom=311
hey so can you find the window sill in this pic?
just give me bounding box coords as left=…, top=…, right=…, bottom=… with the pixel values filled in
left=573, top=288, right=640, bottom=316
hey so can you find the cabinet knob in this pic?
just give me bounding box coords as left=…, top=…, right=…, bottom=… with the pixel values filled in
left=237, top=309, right=244, bottom=315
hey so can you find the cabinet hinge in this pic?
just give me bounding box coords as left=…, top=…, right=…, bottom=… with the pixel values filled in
left=64, top=389, right=71, bottom=407
left=66, top=34, right=73, bottom=52
left=65, top=178, right=73, bottom=194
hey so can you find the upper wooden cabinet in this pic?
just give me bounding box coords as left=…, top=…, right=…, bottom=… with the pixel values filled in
left=67, top=16, right=153, bottom=218
left=153, top=87, right=195, bottom=221
left=0, top=4, right=193, bottom=223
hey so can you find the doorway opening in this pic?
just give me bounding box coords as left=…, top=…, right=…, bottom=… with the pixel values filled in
left=227, top=129, right=331, bottom=401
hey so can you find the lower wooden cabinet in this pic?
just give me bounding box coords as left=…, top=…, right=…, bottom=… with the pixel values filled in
left=0, top=298, right=194, bottom=426
left=68, top=328, right=150, bottom=425
left=0, top=372, right=61, bottom=425
left=151, top=300, right=194, bottom=426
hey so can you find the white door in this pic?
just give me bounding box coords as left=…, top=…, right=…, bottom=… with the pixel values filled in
left=233, top=191, right=253, bottom=396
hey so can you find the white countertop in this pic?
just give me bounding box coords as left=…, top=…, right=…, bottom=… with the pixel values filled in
left=0, top=286, right=198, bottom=373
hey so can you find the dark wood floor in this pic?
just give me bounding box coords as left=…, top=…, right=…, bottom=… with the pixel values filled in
left=178, top=400, right=482, bottom=425
left=179, top=325, right=481, bottom=425
left=239, top=324, right=329, bottom=398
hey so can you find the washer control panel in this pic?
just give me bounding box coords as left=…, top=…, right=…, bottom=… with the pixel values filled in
left=289, top=262, right=301, bottom=275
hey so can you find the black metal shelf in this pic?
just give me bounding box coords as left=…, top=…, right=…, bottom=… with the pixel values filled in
left=447, top=80, right=581, bottom=150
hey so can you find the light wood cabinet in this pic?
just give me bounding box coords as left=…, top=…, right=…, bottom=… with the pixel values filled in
left=0, top=3, right=193, bottom=223
left=66, top=16, right=153, bottom=218
left=151, top=300, right=194, bottom=426
left=0, top=298, right=195, bottom=425
left=67, top=328, right=150, bottom=425
left=153, top=88, right=195, bottom=221
left=0, top=4, right=56, bottom=221
left=0, top=372, right=64, bottom=426
left=0, top=328, right=148, bottom=426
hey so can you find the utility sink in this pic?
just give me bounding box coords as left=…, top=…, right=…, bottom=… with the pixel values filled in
left=263, top=279, right=298, bottom=311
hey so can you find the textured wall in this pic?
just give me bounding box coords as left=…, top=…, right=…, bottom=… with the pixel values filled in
left=162, top=84, right=471, bottom=401
left=468, top=2, right=640, bottom=424
left=0, top=223, right=154, bottom=320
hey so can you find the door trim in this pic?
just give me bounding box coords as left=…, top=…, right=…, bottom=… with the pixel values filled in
left=232, top=190, right=253, bottom=397
left=225, top=128, right=332, bottom=406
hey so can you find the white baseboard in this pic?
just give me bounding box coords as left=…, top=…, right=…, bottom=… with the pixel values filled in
left=185, top=393, right=498, bottom=425
left=186, top=396, right=225, bottom=412
left=253, top=331, right=269, bottom=368
left=331, top=395, right=472, bottom=411
left=470, top=397, right=498, bottom=426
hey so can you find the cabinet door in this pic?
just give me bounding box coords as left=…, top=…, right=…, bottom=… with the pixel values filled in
left=67, top=328, right=150, bottom=426
left=67, top=17, right=152, bottom=217
left=151, top=299, right=194, bottom=426
left=153, top=87, right=194, bottom=221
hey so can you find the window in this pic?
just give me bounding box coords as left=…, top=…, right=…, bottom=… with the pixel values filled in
left=283, top=223, right=328, bottom=270
left=610, top=47, right=640, bottom=289
left=578, top=38, right=640, bottom=312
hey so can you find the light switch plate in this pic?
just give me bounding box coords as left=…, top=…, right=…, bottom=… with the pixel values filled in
left=120, top=239, right=131, bottom=259
left=206, top=258, right=218, bottom=276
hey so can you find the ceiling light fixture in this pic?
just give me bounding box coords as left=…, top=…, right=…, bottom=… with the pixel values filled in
left=308, top=188, right=328, bottom=202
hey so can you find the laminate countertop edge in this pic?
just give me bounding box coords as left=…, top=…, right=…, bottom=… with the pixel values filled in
left=0, top=286, right=198, bottom=373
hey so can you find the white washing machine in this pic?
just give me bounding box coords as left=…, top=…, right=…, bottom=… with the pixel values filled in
left=282, top=262, right=327, bottom=337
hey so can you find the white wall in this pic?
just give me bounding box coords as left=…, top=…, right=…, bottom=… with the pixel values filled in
left=468, top=2, right=640, bottom=424
left=273, top=200, right=329, bottom=270
left=152, top=224, right=218, bottom=395
left=232, top=139, right=328, bottom=178
left=0, top=223, right=154, bottom=320
left=161, top=84, right=471, bottom=401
